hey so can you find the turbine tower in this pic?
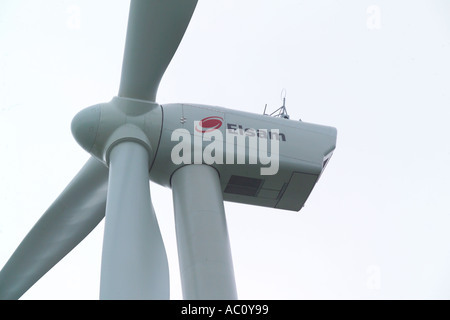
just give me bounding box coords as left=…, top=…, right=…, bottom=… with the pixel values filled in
left=0, top=0, right=337, bottom=300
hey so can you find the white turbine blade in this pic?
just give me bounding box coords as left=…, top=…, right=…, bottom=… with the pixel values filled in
left=0, top=157, right=108, bottom=300
left=118, top=0, right=198, bottom=101
left=172, top=165, right=237, bottom=299
left=100, top=142, right=169, bottom=300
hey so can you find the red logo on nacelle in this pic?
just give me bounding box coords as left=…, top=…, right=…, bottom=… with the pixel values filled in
left=195, top=116, right=223, bottom=133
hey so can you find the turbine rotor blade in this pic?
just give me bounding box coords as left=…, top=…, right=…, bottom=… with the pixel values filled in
left=0, top=157, right=109, bottom=300
left=118, top=0, right=198, bottom=101
left=100, top=142, right=169, bottom=299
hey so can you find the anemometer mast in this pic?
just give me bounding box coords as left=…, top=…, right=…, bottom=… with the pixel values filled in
left=263, top=89, right=290, bottom=119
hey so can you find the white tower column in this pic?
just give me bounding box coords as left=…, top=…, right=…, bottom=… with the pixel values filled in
left=171, top=165, right=237, bottom=299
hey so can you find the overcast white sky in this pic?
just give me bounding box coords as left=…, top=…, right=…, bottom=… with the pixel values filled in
left=1, top=0, right=450, bottom=299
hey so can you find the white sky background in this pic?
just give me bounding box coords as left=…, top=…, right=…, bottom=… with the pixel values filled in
left=0, top=0, right=450, bottom=299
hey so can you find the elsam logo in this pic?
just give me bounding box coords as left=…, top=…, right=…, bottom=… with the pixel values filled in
left=171, top=118, right=280, bottom=175
left=195, top=116, right=223, bottom=133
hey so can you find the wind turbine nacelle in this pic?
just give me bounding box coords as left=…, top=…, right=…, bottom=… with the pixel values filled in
left=150, top=103, right=337, bottom=212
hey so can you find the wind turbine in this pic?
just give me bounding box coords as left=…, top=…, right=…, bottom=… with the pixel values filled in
left=0, top=0, right=337, bottom=300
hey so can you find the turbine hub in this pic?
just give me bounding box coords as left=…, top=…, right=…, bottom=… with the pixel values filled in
left=71, top=97, right=163, bottom=166
left=71, top=104, right=101, bottom=154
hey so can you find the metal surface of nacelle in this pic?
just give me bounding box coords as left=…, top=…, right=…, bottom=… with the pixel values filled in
left=150, top=103, right=337, bottom=212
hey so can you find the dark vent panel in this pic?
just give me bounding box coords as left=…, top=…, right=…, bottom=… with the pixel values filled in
left=224, top=175, right=262, bottom=197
